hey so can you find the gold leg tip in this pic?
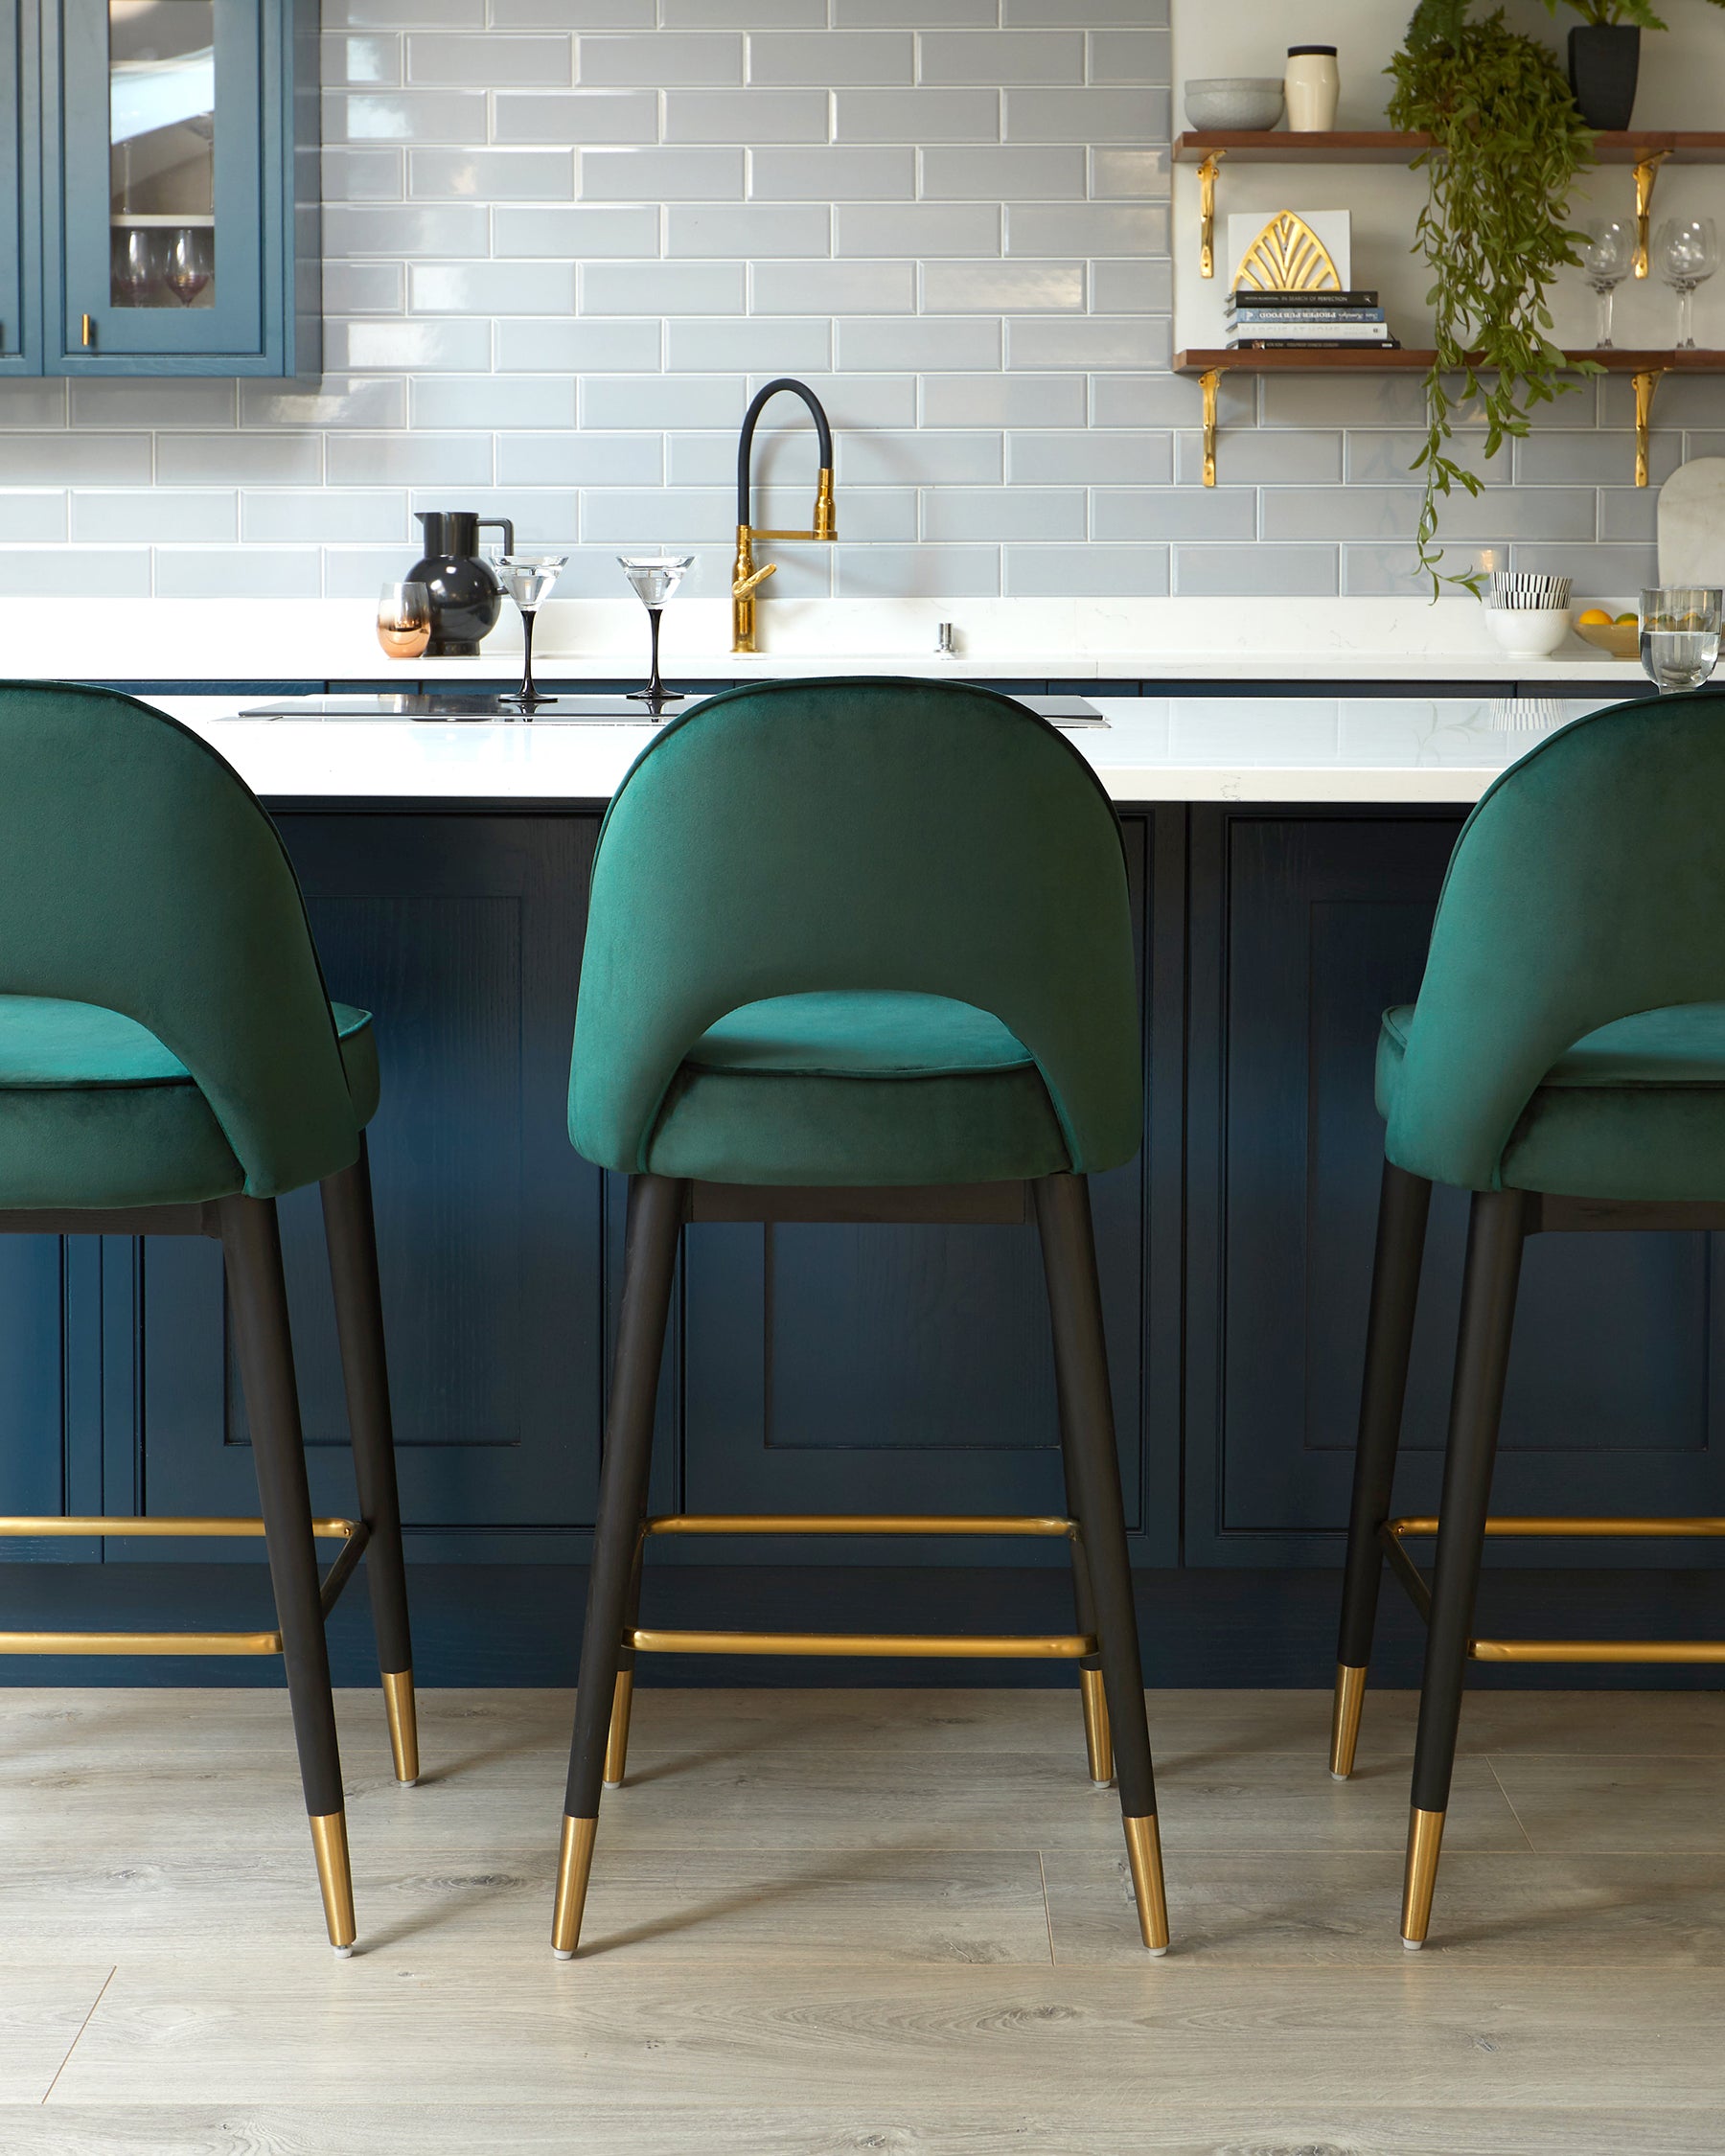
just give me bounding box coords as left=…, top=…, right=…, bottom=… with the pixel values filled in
left=1400, top=1806, right=1445, bottom=1948
left=309, top=1812, right=356, bottom=1954
left=552, top=1815, right=599, bottom=1960
left=382, top=1669, right=421, bottom=1786
left=1122, top=1815, right=1170, bottom=1954
left=1329, top=1663, right=1367, bottom=1780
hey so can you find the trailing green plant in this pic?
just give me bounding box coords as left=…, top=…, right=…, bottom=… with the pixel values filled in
left=1389, top=2, right=1598, bottom=594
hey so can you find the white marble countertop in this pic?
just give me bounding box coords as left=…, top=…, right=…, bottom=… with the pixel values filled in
left=140, top=692, right=1622, bottom=806
left=0, top=595, right=1646, bottom=686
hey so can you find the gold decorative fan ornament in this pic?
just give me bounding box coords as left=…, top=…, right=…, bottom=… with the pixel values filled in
left=1233, top=211, right=1341, bottom=292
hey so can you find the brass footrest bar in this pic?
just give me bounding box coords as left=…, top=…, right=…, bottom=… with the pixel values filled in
left=646, top=1513, right=1077, bottom=1538
left=0, top=1514, right=369, bottom=1655
left=1380, top=1515, right=1725, bottom=1666
left=632, top=1627, right=1096, bottom=1661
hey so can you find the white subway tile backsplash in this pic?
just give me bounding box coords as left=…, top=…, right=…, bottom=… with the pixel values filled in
left=749, top=148, right=915, bottom=201
left=408, top=148, right=574, bottom=198
left=836, top=204, right=1000, bottom=258
left=919, top=33, right=1084, bottom=86
left=751, top=261, right=915, bottom=315
left=663, top=90, right=831, bottom=144
left=405, top=33, right=568, bottom=84
left=920, top=147, right=1086, bottom=200
left=494, top=207, right=656, bottom=258
left=1004, top=88, right=1165, bottom=143
left=833, top=89, right=1000, bottom=142
left=749, top=33, right=913, bottom=85
left=0, top=5, right=1658, bottom=608
left=578, top=148, right=744, bottom=199
left=494, top=318, right=661, bottom=372
left=666, top=204, right=832, bottom=258
left=494, top=91, right=658, bottom=144
left=667, top=317, right=830, bottom=372
left=582, top=262, right=747, bottom=315
left=410, top=261, right=576, bottom=313
left=837, top=317, right=1002, bottom=373
left=923, top=261, right=1084, bottom=313
left=579, top=34, right=742, bottom=85
left=920, top=373, right=1084, bottom=428
left=2, top=435, right=150, bottom=486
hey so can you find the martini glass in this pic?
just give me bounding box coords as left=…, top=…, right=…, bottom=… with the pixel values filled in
left=617, top=553, right=695, bottom=709
left=493, top=555, right=566, bottom=714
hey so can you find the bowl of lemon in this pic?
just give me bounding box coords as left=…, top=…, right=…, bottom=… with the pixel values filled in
left=1575, top=606, right=1640, bottom=658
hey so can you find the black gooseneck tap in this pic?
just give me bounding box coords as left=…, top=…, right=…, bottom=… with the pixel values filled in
left=731, top=378, right=838, bottom=654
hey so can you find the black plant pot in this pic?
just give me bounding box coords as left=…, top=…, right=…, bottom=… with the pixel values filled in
left=1568, top=23, right=1640, bottom=130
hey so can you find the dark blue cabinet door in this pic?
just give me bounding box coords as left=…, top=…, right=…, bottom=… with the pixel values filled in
left=675, top=814, right=1176, bottom=1561
left=0, top=0, right=39, bottom=373
left=42, top=0, right=316, bottom=376
left=1187, top=809, right=1725, bottom=1566
left=135, top=814, right=606, bottom=1562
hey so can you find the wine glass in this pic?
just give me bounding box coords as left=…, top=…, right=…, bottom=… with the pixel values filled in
left=376, top=582, right=431, bottom=661
left=617, top=554, right=695, bottom=710
left=110, top=226, right=158, bottom=309
left=1581, top=217, right=1634, bottom=348
left=1639, top=586, right=1722, bottom=693
left=164, top=227, right=214, bottom=308
left=1655, top=217, right=1718, bottom=351
left=492, top=555, right=566, bottom=714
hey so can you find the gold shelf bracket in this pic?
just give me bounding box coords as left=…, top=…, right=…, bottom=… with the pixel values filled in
left=1197, top=151, right=1225, bottom=279
left=1200, top=367, right=1221, bottom=487
left=1633, top=366, right=1666, bottom=486
left=1633, top=149, right=1671, bottom=278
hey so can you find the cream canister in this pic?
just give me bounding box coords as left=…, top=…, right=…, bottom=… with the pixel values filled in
left=1285, top=45, right=1340, bottom=131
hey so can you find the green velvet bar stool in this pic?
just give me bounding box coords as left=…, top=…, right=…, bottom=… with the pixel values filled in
left=552, top=676, right=1167, bottom=1959
left=1330, top=686, right=1725, bottom=1948
left=0, top=682, right=418, bottom=1955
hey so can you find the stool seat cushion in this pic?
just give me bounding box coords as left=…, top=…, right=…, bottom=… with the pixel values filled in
left=1378, top=999, right=1725, bottom=1200
left=0, top=996, right=378, bottom=1209
left=642, top=990, right=1072, bottom=1185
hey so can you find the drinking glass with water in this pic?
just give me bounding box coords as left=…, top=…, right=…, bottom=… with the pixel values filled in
left=1640, top=587, right=1724, bottom=693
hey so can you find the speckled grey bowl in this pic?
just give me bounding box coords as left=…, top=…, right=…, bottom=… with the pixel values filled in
left=1184, top=78, right=1285, bottom=130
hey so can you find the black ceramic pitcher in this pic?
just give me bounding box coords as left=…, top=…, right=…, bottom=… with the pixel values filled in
left=407, top=511, right=516, bottom=656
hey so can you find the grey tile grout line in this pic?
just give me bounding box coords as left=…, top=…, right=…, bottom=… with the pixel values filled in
left=38, top=1965, right=116, bottom=2107
left=1487, top=1756, right=1541, bottom=1856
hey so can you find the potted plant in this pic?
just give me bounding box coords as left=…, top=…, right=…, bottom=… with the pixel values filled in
left=1546, top=0, right=1659, bottom=128
left=1389, top=1, right=1597, bottom=592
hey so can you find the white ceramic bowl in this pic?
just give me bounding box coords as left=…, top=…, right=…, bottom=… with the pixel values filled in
left=1184, top=78, right=1284, bottom=131
left=1482, top=607, right=1573, bottom=658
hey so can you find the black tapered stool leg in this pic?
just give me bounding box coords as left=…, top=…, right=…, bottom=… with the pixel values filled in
left=1068, top=1531, right=1113, bottom=1786
left=321, top=1136, right=419, bottom=1787
left=219, top=1193, right=356, bottom=1955
left=1402, top=1186, right=1526, bottom=1949
left=554, top=1172, right=686, bottom=1958
left=1332, top=1161, right=1433, bottom=1778
left=1035, top=1172, right=1167, bottom=1952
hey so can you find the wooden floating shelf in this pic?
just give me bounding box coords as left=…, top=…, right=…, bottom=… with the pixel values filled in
left=1172, top=351, right=1725, bottom=490
left=1174, top=349, right=1725, bottom=373
left=1172, top=129, right=1725, bottom=163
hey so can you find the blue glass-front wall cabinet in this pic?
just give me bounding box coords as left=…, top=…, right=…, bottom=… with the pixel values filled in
left=1, top=0, right=42, bottom=374
left=30, top=0, right=318, bottom=378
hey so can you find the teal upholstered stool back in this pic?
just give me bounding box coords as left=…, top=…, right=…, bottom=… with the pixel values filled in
left=1387, top=688, right=1725, bottom=1192
left=569, top=676, right=1140, bottom=1178
left=0, top=682, right=361, bottom=1198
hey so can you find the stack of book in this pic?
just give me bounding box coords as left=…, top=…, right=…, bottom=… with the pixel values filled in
left=1225, top=290, right=1398, bottom=351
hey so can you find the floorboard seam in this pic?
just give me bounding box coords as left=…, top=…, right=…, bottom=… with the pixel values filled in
left=1036, top=1850, right=1056, bottom=1965
left=1486, top=1755, right=1541, bottom=1853
left=38, top=1965, right=115, bottom=2105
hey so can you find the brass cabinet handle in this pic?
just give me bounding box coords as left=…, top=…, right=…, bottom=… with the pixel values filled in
left=81, top=313, right=95, bottom=348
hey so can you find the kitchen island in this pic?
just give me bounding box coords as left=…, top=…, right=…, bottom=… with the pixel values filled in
left=6, top=678, right=1717, bottom=1690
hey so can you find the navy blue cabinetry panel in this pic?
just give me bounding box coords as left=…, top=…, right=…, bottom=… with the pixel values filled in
left=40, top=0, right=318, bottom=377
left=1, top=0, right=41, bottom=373
left=1187, top=808, right=1725, bottom=1567
left=135, top=814, right=603, bottom=1557
left=674, top=813, right=1182, bottom=1563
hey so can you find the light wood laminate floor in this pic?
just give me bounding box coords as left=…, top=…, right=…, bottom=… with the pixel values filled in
left=4, top=1684, right=1725, bottom=2152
